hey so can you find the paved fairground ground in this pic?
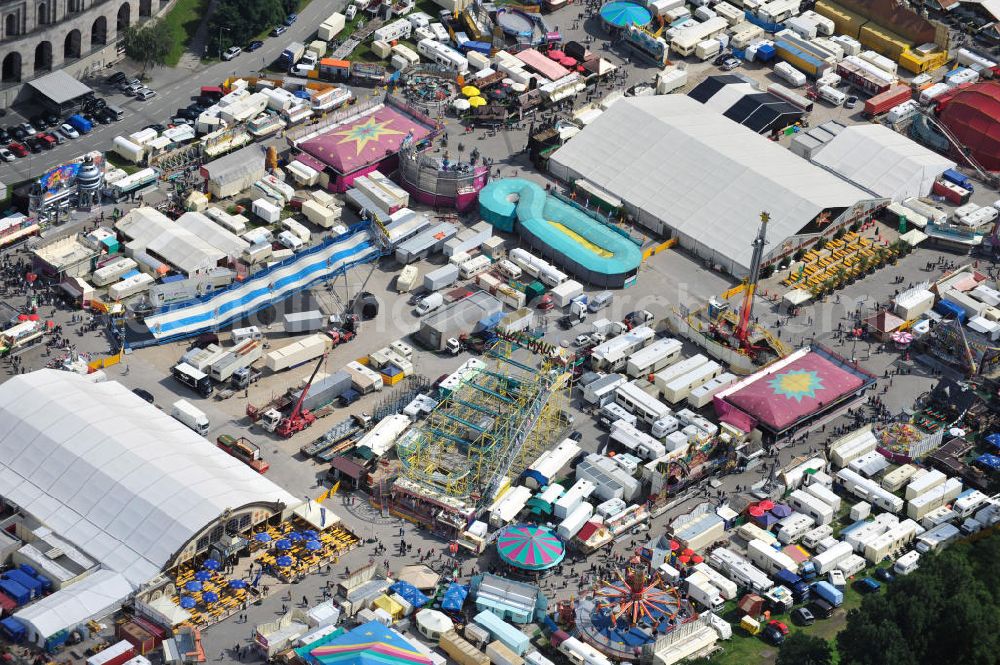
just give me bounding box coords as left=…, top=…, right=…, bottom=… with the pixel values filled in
left=0, top=0, right=998, bottom=663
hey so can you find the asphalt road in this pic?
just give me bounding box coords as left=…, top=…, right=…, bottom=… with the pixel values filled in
left=0, top=0, right=343, bottom=184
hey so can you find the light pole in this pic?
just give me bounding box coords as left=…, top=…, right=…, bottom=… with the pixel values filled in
left=218, top=26, right=229, bottom=59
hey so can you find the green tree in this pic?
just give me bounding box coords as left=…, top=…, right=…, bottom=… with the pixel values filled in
left=839, top=533, right=1000, bottom=665
left=777, top=633, right=832, bottom=665
left=122, top=20, right=175, bottom=74
left=208, top=0, right=286, bottom=56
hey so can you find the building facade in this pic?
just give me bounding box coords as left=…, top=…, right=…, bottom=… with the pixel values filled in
left=1, top=0, right=160, bottom=101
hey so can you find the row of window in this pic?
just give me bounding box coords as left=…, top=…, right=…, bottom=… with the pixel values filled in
left=4, top=1, right=116, bottom=38
left=194, top=514, right=253, bottom=553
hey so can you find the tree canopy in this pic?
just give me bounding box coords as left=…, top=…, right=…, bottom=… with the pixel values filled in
left=207, top=0, right=297, bottom=57
left=777, top=633, right=832, bottom=665
left=837, top=532, right=1000, bottom=665
left=122, top=20, right=175, bottom=73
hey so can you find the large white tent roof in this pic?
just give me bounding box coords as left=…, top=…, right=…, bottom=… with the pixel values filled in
left=548, top=96, right=874, bottom=274
left=13, top=570, right=133, bottom=642
left=175, top=211, right=250, bottom=257
left=0, top=370, right=297, bottom=588
left=116, top=207, right=226, bottom=275
left=810, top=124, right=955, bottom=202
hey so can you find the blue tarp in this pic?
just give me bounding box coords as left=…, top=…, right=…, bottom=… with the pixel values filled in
left=441, top=583, right=468, bottom=612
left=985, top=433, right=1000, bottom=449
left=0, top=617, right=25, bottom=641
left=0, top=580, right=29, bottom=606
left=3, top=570, right=41, bottom=598
left=390, top=581, right=429, bottom=609
left=976, top=454, right=1000, bottom=471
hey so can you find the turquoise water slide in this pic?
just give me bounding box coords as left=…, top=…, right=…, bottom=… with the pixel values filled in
left=478, top=178, right=641, bottom=279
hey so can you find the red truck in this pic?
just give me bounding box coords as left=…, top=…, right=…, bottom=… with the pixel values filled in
left=864, top=85, right=911, bottom=117
left=932, top=179, right=971, bottom=205
left=216, top=434, right=270, bottom=473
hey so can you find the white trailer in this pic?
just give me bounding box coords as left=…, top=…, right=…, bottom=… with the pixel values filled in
left=373, top=18, right=412, bottom=43
left=691, top=562, right=738, bottom=600
left=837, top=468, right=904, bottom=514
left=830, top=426, right=877, bottom=468
left=108, top=272, right=154, bottom=300
left=881, top=464, right=918, bottom=492
left=92, top=257, right=138, bottom=287
left=802, top=483, right=842, bottom=511
left=685, top=571, right=724, bottom=610
left=264, top=334, right=330, bottom=372
left=345, top=361, right=384, bottom=393
left=811, top=540, right=853, bottom=575
left=905, top=468, right=945, bottom=500
left=737, top=523, right=779, bottom=548
left=209, top=339, right=263, bottom=382
left=787, top=490, right=834, bottom=525
left=548, top=280, right=583, bottom=307
left=653, top=355, right=709, bottom=394
left=590, top=325, right=655, bottom=372
left=864, top=519, right=920, bottom=562
left=907, top=477, right=963, bottom=521
left=615, top=382, right=672, bottom=426
left=553, top=479, right=596, bottom=519
left=747, top=538, right=799, bottom=575
left=626, top=338, right=683, bottom=378
left=687, top=373, right=737, bottom=409
left=582, top=373, right=626, bottom=406
left=610, top=419, right=668, bottom=461
left=661, top=361, right=722, bottom=404
left=801, top=524, right=834, bottom=550
left=777, top=513, right=815, bottom=544
left=557, top=502, right=594, bottom=540
left=355, top=414, right=410, bottom=457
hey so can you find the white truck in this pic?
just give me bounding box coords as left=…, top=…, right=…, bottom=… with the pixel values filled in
left=415, top=292, right=444, bottom=315
left=171, top=399, right=210, bottom=437
left=685, top=571, right=724, bottom=610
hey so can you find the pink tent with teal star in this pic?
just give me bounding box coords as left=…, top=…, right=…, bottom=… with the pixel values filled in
left=496, top=524, right=565, bottom=571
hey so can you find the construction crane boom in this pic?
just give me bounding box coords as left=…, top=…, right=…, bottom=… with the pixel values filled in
left=736, top=212, right=770, bottom=346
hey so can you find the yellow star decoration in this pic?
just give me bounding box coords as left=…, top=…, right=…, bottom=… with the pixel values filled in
left=332, top=117, right=406, bottom=156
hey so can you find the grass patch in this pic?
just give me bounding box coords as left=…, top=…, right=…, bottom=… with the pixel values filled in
left=163, top=0, right=209, bottom=66
left=105, top=152, right=141, bottom=175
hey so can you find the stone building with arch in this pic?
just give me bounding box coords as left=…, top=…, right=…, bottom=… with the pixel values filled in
left=1, top=0, right=164, bottom=106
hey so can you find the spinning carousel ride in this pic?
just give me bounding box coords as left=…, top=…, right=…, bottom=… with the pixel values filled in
left=574, top=566, right=695, bottom=658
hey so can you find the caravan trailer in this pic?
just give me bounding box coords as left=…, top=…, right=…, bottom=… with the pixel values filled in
left=417, top=38, right=468, bottom=72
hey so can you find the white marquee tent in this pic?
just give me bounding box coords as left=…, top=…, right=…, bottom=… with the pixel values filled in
left=810, top=124, right=956, bottom=202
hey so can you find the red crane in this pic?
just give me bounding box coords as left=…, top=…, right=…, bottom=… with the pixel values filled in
left=735, top=212, right=770, bottom=348
left=276, top=352, right=327, bottom=438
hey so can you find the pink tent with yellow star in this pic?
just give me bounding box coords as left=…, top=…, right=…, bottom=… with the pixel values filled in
left=298, top=105, right=433, bottom=178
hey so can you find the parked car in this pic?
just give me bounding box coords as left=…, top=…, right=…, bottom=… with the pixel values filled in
left=24, top=137, right=43, bottom=153
left=574, top=334, right=592, bottom=346
left=271, top=25, right=287, bottom=36
left=8, top=142, right=28, bottom=157
left=712, top=51, right=732, bottom=66
left=18, top=122, right=37, bottom=136
left=767, top=620, right=789, bottom=637
left=44, top=111, right=59, bottom=125
left=144, top=123, right=166, bottom=133
left=810, top=598, right=835, bottom=618
left=0, top=128, right=9, bottom=144
left=59, top=123, right=79, bottom=139
left=135, top=88, right=157, bottom=101
left=176, top=108, right=199, bottom=120
left=170, top=117, right=192, bottom=127
left=106, top=71, right=127, bottom=85
left=247, top=40, right=263, bottom=51
left=762, top=624, right=785, bottom=646
left=791, top=607, right=814, bottom=626
left=845, top=95, right=858, bottom=109
left=37, top=132, right=56, bottom=149
left=856, top=577, right=881, bottom=594
left=874, top=567, right=895, bottom=583
left=222, top=46, right=242, bottom=61
left=721, top=57, right=741, bottom=71
left=0, top=147, right=14, bottom=162
left=30, top=114, right=50, bottom=129
left=283, top=13, right=298, bottom=25
left=132, top=388, right=155, bottom=404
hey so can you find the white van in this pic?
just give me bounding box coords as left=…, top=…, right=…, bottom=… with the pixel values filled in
left=496, top=259, right=522, bottom=280
left=345, top=5, right=357, bottom=19
left=818, top=84, right=847, bottom=106
left=588, top=291, right=614, bottom=313
left=232, top=326, right=263, bottom=344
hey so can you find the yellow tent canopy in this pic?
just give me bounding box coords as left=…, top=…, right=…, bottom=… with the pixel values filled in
left=373, top=594, right=404, bottom=620
left=462, top=85, right=480, bottom=97
left=469, top=96, right=486, bottom=107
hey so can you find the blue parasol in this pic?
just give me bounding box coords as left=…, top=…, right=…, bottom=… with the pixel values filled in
left=184, top=581, right=203, bottom=592
left=203, top=591, right=219, bottom=604
left=305, top=540, right=322, bottom=551
left=194, top=571, right=212, bottom=582
left=275, top=539, right=292, bottom=551
left=254, top=532, right=272, bottom=543
left=301, top=530, right=318, bottom=540
left=203, top=559, right=221, bottom=571
left=229, top=579, right=248, bottom=589
left=276, top=555, right=294, bottom=567
left=180, top=596, right=196, bottom=609
left=287, top=532, right=304, bottom=542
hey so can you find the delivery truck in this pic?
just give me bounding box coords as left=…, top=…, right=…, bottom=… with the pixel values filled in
left=171, top=399, right=210, bottom=436
left=172, top=362, right=214, bottom=397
